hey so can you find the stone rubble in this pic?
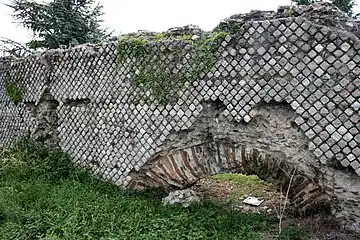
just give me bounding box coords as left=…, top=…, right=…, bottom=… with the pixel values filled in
left=162, top=189, right=201, bottom=207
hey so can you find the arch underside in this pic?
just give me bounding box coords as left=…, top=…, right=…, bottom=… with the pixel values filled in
left=128, top=101, right=331, bottom=214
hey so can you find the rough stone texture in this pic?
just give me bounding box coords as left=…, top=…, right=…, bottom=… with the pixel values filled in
left=162, top=189, right=200, bottom=207
left=0, top=2, right=359, bottom=231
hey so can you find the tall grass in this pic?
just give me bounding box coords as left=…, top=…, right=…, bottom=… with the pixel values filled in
left=0, top=139, right=273, bottom=240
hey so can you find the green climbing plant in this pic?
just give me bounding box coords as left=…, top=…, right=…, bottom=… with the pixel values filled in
left=116, top=31, right=228, bottom=104
left=117, top=36, right=148, bottom=64
left=3, top=72, right=22, bottom=104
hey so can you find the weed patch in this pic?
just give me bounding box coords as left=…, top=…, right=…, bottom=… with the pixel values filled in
left=0, top=140, right=273, bottom=240
left=278, top=225, right=309, bottom=240
left=116, top=32, right=228, bottom=104
left=209, top=173, right=274, bottom=198
left=3, top=72, right=22, bottom=104
left=210, top=173, right=271, bottom=186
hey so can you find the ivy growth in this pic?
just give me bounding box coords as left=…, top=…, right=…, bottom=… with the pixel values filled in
left=152, top=33, right=170, bottom=42
left=215, top=20, right=244, bottom=35
left=3, top=72, right=22, bottom=104
left=117, top=36, right=148, bottom=63
left=116, top=31, right=228, bottom=104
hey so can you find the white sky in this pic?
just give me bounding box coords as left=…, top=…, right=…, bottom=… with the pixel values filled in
left=0, top=0, right=360, bottom=44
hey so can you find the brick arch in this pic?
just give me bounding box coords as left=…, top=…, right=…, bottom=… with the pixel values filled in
left=128, top=101, right=331, bottom=214
left=128, top=141, right=329, bottom=214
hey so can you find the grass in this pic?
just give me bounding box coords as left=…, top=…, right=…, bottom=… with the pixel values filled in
left=210, top=173, right=271, bottom=186
left=0, top=139, right=276, bottom=240
left=210, top=173, right=274, bottom=198
left=278, top=226, right=309, bottom=240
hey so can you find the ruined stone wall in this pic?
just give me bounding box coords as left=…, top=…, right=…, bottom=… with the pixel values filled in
left=0, top=3, right=359, bottom=231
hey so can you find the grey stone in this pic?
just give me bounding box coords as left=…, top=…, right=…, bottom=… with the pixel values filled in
left=1, top=2, right=360, bottom=233
left=162, top=189, right=201, bottom=207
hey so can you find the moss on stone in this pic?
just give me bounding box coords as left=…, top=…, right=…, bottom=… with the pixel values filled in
left=117, top=36, right=148, bottom=63
left=116, top=31, right=228, bottom=104
left=152, top=33, right=170, bottom=42
left=4, top=72, right=22, bottom=105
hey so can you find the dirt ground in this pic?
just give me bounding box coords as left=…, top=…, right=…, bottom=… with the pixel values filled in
left=191, top=176, right=360, bottom=240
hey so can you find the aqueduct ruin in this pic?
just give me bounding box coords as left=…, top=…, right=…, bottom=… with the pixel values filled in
left=0, top=2, right=359, bottom=231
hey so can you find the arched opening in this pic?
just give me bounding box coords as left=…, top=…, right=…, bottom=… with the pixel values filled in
left=128, top=100, right=332, bottom=215
left=192, top=172, right=283, bottom=214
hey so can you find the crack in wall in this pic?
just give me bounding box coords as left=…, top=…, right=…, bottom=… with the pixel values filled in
left=63, top=98, right=90, bottom=107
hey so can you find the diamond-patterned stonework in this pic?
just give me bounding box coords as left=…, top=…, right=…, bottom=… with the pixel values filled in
left=0, top=2, right=360, bottom=231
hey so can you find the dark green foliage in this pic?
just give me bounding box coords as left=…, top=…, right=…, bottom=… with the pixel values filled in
left=331, top=0, right=356, bottom=15
left=3, top=72, right=22, bottom=104
left=4, top=81, right=22, bottom=104
left=0, top=138, right=80, bottom=182
left=292, top=0, right=356, bottom=15
left=279, top=226, right=309, bottom=240
left=0, top=139, right=273, bottom=239
left=6, top=0, right=110, bottom=49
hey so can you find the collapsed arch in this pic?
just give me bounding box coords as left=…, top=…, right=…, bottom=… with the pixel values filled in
left=128, top=101, right=331, bottom=214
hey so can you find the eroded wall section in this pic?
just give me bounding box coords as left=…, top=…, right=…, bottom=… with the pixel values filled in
left=0, top=3, right=359, bottom=231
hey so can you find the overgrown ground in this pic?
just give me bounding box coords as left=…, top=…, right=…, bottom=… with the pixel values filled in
left=0, top=140, right=355, bottom=240
left=193, top=173, right=360, bottom=240
left=0, top=140, right=276, bottom=240
left=194, top=173, right=282, bottom=215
